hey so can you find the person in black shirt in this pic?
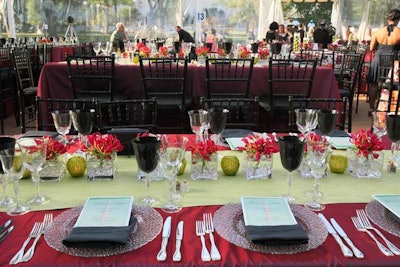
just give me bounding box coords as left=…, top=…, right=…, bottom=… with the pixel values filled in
left=176, top=26, right=195, bottom=43
left=313, top=20, right=332, bottom=49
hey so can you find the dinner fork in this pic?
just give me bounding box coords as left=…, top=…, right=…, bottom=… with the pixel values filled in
left=203, top=213, right=221, bottom=261
left=195, top=220, right=211, bottom=262
left=351, top=216, right=393, bottom=256
left=21, top=213, right=53, bottom=262
left=9, top=222, right=42, bottom=265
left=356, top=209, right=400, bottom=255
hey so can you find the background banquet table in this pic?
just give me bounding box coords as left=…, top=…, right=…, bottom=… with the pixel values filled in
left=37, top=62, right=340, bottom=101
left=0, top=147, right=399, bottom=266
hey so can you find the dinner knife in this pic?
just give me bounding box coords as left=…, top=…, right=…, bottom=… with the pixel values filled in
left=0, top=225, right=14, bottom=243
left=318, top=213, right=353, bottom=258
left=157, top=216, right=171, bottom=261
left=173, top=221, right=184, bottom=262
left=0, top=219, right=12, bottom=234
left=330, top=218, right=364, bottom=259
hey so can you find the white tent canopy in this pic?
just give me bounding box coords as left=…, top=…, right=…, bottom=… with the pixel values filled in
left=330, top=0, right=343, bottom=38
left=258, top=0, right=284, bottom=40
left=357, top=0, right=371, bottom=41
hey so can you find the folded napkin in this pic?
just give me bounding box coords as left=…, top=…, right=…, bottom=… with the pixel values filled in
left=245, top=224, right=308, bottom=245
left=62, top=217, right=137, bottom=248
left=222, top=129, right=253, bottom=140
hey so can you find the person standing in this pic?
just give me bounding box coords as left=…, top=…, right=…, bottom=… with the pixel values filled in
left=367, top=8, right=400, bottom=113
left=176, top=26, right=195, bottom=59
left=265, top=22, right=279, bottom=43
left=313, top=20, right=332, bottom=49
left=110, top=22, right=128, bottom=52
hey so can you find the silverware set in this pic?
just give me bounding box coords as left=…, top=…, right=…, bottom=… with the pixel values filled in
left=0, top=219, right=14, bottom=243
left=156, top=216, right=185, bottom=262
left=9, top=213, right=53, bottom=265
left=195, top=213, right=221, bottom=262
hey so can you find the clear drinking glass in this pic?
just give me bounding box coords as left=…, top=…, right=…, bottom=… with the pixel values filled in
left=0, top=137, right=16, bottom=207
left=387, top=114, right=400, bottom=162
left=18, top=139, right=49, bottom=205
left=132, top=136, right=161, bottom=206
left=295, top=108, right=318, bottom=136
left=182, top=42, right=192, bottom=58
left=372, top=111, right=387, bottom=140
left=51, top=111, right=72, bottom=145
left=159, top=135, right=188, bottom=213
left=199, top=109, right=210, bottom=141
left=188, top=110, right=203, bottom=143
left=0, top=146, right=30, bottom=215
left=93, top=42, right=101, bottom=56
left=278, top=136, right=306, bottom=203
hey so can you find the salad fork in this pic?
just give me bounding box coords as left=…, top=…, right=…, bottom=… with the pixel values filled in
left=195, top=220, right=211, bottom=262
left=203, top=213, right=221, bottom=261
left=21, top=213, right=53, bottom=262
left=9, top=222, right=42, bottom=265
left=356, top=209, right=400, bottom=255
left=351, top=216, right=393, bottom=256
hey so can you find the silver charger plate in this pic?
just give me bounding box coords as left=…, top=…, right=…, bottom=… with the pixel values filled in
left=366, top=200, right=400, bottom=237
left=213, top=203, right=328, bottom=254
left=44, top=205, right=163, bottom=257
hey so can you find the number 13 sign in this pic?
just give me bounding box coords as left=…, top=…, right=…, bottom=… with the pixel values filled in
left=197, top=12, right=206, bottom=21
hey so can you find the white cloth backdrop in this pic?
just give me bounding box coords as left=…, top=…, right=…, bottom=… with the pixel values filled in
left=330, top=0, right=343, bottom=39
left=357, top=0, right=370, bottom=41
left=258, top=0, right=284, bottom=40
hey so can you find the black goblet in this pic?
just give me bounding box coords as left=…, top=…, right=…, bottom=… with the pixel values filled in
left=317, top=109, right=338, bottom=135
left=208, top=108, right=229, bottom=145
left=70, top=109, right=95, bottom=149
left=386, top=114, right=400, bottom=162
left=278, top=135, right=306, bottom=203
left=132, top=136, right=161, bottom=205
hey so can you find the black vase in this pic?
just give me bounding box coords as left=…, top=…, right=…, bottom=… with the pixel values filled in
left=387, top=114, right=400, bottom=142
left=318, top=109, right=337, bottom=135
left=278, top=135, right=305, bottom=172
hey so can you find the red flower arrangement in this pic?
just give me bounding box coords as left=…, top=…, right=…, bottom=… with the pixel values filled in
left=239, top=133, right=278, bottom=161
left=258, top=48, right=270, bottom=59
left=350, top=129, right=383, bottom=158
left=83, top=132, right=124, bottom=160
left=158, top=46, right=169, bottom=57
left=217, top=48, right=227, bottom=57
left=305, top=132, right=330, bottom=153
left=195, top=46, right=210, bottom=57
left=238, top=46, right=250, bottom=58
left=35, top=136, right=67, bottom=161
left=189, top=140, right=218, bottom=161
left=139, top=46, right=151, bottom=57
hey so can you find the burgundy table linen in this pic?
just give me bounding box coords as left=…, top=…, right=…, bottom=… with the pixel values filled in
left=0, top=203, right=399, bottom=266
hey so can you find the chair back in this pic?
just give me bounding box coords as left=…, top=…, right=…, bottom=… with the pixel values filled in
left=300, top=49, right=325, bottom=66
left=35, top=96, right=100, bottom=133
left=205, top=57, right=254, bottom=98
left=288, top=96, right=348, bottom=133
left=376, top=53, right=399, bottom=113
left=12, top=48, right=35, bottom=90
left=66, top=54, right=115, bottom=101
left=200, top=96, right=260, bottom=131
left=337, top=53, right=362, bottom=96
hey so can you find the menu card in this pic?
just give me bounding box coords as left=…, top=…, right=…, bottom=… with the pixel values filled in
left=241, top=197, right=297, bottom=226
left=226, top=137, right=245, bottom=150
left=331, top=137, right=354, bottom=149
left=372, top=194, right=400, bottom=219
left=74, top=196, right=134, bottom=227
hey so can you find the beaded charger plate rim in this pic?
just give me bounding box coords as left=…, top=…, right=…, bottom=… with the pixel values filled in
left=44, top=205, right=163, bottom=257
left=213, top=203, right=328, bottom=254
left=366, top=200, right=400, bottom=237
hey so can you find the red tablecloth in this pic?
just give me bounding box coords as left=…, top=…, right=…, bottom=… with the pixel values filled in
left=51, top=46, right=76, bottom=62
left=37, top=63, right=340, bottom=101
left=0, top=203, right=399, bottom=266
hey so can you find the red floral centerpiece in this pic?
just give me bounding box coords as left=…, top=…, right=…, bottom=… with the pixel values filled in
left=305, top=132, right=330, bottom=153
left=196, top=46, right=210, bottom=57
left=258, top=48, right=270, bottom=59
left=217, top=48, right=227, bottom=57
left=35, top=136, right=67, bottom=161
left=35, top=136, right=67, bottom=181
left=239, top=133, right=278, bottom=179
left=238, top=46, right=250, bottom=58
left=189, top=140, right=218, bottom=180
left=83, top=132, right=124, bottom=161
left=350, top=129, right=383, bottom=158
left=138, top=45, right=151, bottom=57
left=158, top=46, right=169, bottom=57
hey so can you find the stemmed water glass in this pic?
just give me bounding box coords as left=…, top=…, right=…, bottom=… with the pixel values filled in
left=18, top=138, right=49, bottom=205
left=199, top=109, right=210, bottom=141
left=159, top=135, right=188, bottom=213
left=101, top=41, right=110, bottom=56
left=182, top=42, right=192, bottom=58
left=278, top=136, right=306, bottom=203
left=188, top=110, right=203, bottom=143
left=295, top=109, right=318, bottom=136
left=386, top=114, right=400, bottom=162
left=93, top=42, right=101, bottom=56
left=304, top=140, right=331, bottom=211
left=208, top=108, right=229, bottom=146
left=132, top=136, right=161, bottom=206
left=372, top=111, right=387, bottom=140
left=0, top=146, right=30, bottom=215
left=0, top=137, right=16, bottom=207
left=70, top=109, right=95, bottom=150
left=51, top=110, right=72, bottom=145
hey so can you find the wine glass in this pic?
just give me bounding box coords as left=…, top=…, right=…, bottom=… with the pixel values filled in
left=132, top=136, right=161, bottom=206
left=372, top=111, right=387, bottom=140
left=0, top=137, right=16, bottom=207
left=101, top=41, right=109, bottom=55
left=18, top=138, right=49, bottom=205
left=295, top=108, right=318, bottom=136
left=93, top=42, right=101, bottom=56
left=70, top=109, right=95, bottom=150
left=317, top=109, right=338, bottom=135
left=159, top=135, right=188, bottom=213
left=199, top=109, right=210, bottom=141
left=304, top=140, right=331, bottom=211
left=278, top=135, right=306, bottom=203
left=188, top=110, right=203, bottom=143
left=208, top=108, right=229, bottom=146
left=0, top=146, right=30, bottom=215
left=51, top=110, right=72, bottom=145
left=386, top=114, right=400, bottom=162
left=182, top=42, right=192, bottom=58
